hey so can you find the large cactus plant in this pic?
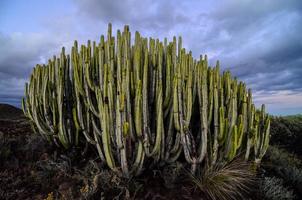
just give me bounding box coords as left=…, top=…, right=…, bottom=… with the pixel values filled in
left=22, top=24, right=270, bottom=177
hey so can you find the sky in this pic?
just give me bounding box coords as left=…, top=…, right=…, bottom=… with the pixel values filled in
left=0, top=0, right=301, bottom=115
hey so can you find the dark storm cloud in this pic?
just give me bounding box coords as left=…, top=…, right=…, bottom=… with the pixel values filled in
left=0, top=32, right=61, bottom=106
left=192, top=0, right=302, bottom=96
left=1, top=0, right=301, bottom=114
left=0, top=72, right=26, bottom=107
left=209, top=3, right=302, bottom=114
left=73, top=0, right=189, bottom=32
left=0, top=32, right=59, bottom=78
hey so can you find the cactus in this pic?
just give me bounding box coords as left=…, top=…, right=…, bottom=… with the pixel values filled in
left=254, top=105, right=270, bottom=164
left=22, top=24, right=270, bottom=177
left=22, top=50, right=78, bottom=149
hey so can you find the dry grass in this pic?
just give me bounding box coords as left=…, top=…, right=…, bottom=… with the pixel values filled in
left=187, top=159, right=256, bottom=200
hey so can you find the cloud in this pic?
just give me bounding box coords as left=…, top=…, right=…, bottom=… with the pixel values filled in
left=0, top=32, right=60, bottom=78
left=199, top=0, right=302, bottom=114
left=253, top=90, right=302, bottom=115
left=73, top=0, right=190, bottom=34
left=71, top=0, right=302, bottom=115
left=0, top=31, right=65, bottom=107
left=0, top=0, right=301, bottom=115
left=0, top=72, right=27, bottom=107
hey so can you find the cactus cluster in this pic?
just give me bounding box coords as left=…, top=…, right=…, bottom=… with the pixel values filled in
left=22, top=24, right=270, bottom=177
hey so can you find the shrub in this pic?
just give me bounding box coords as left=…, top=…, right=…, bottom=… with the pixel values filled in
left=263, top=146, right=302, bottom=197
left=259, top=176, right=295, bottom=200
left=270, top=115, right=302, bottom=155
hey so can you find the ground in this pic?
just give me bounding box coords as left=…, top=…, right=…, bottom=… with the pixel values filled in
left=0, top=104, right=203, bottom=199
left=1, top=104, right=301, bottom=199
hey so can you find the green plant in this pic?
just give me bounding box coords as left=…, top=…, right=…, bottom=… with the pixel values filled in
left=22, top=24, right=270, bottom=177
left=270, top=115, right=302, bottom=156
left=253, top=105, right=271, bottom=164
left=259, top=176, right=295, bottom=200
left=263, top=146, right=302, bottom=196
left=21, top=51, right=77, bottom=149
left=265, top=146, right=302, bottom=168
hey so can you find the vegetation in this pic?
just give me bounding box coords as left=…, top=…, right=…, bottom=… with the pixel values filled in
left=259, top=176, right=295, bottom=200
left=257, top=114, right=302, bottom=199
left=270, top=115, right=302, bottom=155
left=186, top=158, right=255, bottom=200
left=0, top=99, right=301, bottom=199
left=22, top=24, right=270, bottom=179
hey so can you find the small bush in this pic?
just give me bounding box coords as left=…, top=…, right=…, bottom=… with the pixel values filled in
left=259, top=176, right=295, bottom=200
left=270, top=115, right=302, bottom=156
left=262, top=146, right=302, bottom=197
left=265, top=146, right=302, bottom=168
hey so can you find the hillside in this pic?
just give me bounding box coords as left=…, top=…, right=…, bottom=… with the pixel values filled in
left=259, top=114, right=302, bottom=199
left=0, top=104, right=24, bottom=120
left=270, top=114, right=302, bottom=156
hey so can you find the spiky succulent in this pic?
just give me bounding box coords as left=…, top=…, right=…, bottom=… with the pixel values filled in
left=22, top=24, right=270, bottom=177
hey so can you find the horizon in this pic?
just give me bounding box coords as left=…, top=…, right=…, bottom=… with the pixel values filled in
left=0, top=0, right=302, bottom=116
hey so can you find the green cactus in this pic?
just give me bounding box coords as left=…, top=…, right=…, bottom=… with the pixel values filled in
left=22, top=51, right=78, bottom=149
left=22, top=24, right=270, bottom=177
left=254, top=105, right=270, bottom=164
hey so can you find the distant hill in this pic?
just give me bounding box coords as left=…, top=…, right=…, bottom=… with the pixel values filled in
left=0, top=104, right=24, bottom=120
left=270, top=114, right=302, bottom=156
left=282, top=114, right=302, bottom=121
